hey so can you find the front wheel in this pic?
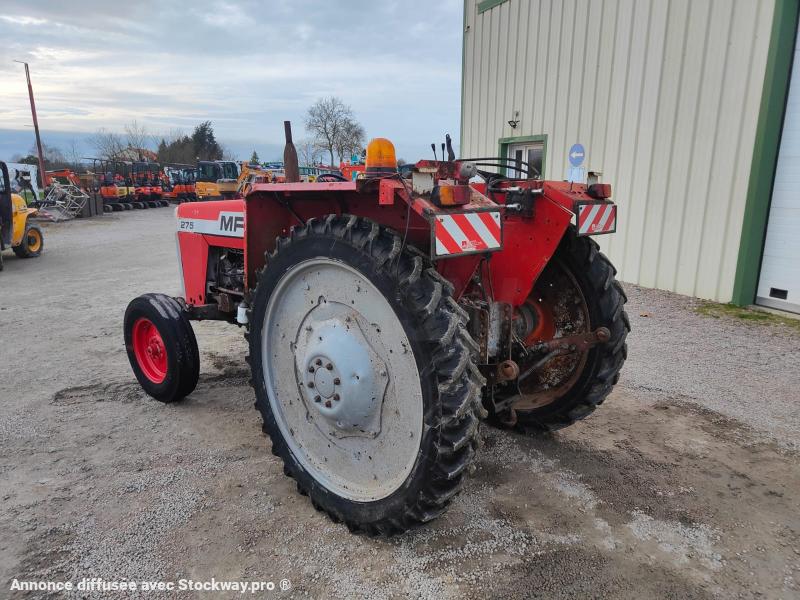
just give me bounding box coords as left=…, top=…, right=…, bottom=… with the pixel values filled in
left=248, top=215, right=484, bottom=534
left=13, top=224, right=43, bottom=258
left=124, top=294, right=200, bottom=402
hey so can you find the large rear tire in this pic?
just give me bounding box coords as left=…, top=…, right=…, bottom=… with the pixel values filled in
left=510, top=229, right=629, bottom=431
left=124, top=294, right=200, bottom=403
left=247, top=215, right=484, bottom=535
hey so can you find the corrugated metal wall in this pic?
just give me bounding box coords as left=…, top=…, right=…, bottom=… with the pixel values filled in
left=461, top=0, right=774, bottom=301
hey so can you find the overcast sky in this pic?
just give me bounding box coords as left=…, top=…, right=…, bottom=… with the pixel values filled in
left=0, top=0, right=463, bottom=162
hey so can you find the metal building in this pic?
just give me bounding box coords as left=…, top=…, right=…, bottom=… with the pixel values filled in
left=461, top=0, right=800, bottom=312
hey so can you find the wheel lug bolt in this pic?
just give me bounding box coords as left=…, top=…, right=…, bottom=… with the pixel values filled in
left=324, top=400, right=332, bottom=408
left=308, top=366, right=315, bottom=373
left=333, top=394, right=340, bottom=401
left=315, top=359, right=322, bottom=366
left=307, top=381, right=315, bottom=388
left=326, top=363, right=333, bottom=370
left=314, top=395, right=321, bottom=403
left=333, top=378, right=340, bottom=385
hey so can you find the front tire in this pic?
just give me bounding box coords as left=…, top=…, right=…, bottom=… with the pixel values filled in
left=13, top=224, right=43, bottom=258
left=247, top=215, right=484, bottom=534
left=124, top=294, right=200, bottom=402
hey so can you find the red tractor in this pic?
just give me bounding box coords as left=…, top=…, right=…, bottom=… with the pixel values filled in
left=124, top=133, right=628, bottom=535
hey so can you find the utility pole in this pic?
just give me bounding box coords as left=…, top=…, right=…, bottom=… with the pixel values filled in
left=15, top=61, right=46, bottom=188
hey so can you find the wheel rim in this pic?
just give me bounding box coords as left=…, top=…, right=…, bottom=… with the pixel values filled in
left=132, top=318, right=168, bottom=384
left=26, top=229, right=41, bottom=253
left=512, top=259, right=590, bottom=410
left=262, top=258, right=424, bottom=502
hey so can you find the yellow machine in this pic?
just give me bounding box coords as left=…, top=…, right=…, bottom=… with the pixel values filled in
left=0, top=162, right=43, bottom=271
left=195, top=160, right=240, bottom=200
left=236, top=162, right=274, bottom=196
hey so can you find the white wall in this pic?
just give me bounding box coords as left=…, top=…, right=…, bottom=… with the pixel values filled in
left=462, top=0, right=774, bottom=301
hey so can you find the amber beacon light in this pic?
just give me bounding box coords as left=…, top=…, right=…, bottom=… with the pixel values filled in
left=365, top=138, right=398, bottom=177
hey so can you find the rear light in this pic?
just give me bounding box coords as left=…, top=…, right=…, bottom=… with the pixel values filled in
left=587, top=183, right=611, bottom=199
left=432, top=184, right=470, bottom=207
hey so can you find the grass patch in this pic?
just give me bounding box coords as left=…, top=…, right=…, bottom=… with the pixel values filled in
left=695, top=301, right=800, bottom=333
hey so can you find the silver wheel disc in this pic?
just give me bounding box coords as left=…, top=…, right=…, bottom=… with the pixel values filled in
left=262, top=257, right=424, bottom=501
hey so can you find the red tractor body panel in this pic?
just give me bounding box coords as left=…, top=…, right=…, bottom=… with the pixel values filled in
left=176, top=200, right=245, bottom=305
left=174, top=164, right=616, bottom=314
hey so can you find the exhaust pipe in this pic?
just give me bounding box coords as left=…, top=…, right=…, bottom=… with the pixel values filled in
left=283, top=121, right=300, bottom=183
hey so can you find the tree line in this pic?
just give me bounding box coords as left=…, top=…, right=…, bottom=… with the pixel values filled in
left=10, top=96, right=368, bottom=185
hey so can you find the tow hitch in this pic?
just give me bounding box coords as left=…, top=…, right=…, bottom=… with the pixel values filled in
left=519, top=327, right=611, bottom=382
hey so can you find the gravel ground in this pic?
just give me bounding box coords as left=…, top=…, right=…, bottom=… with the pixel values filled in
left=0, top=210, right=798, bottom=599
left=621, top=287, right=800, bottom=449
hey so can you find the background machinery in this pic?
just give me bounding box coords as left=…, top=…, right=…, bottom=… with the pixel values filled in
left=45, top=169, right=82, bottom=189
left=0, top=161, right=44, bottom=271
left=237, top=162, right=275, bottom=197
left=132, top=162, right=167, bottom=208
left=124, top=128, right=628, bottom=535
left=195, top=160, right=239, bottom=201
left=162, top=164, right=195, bottom=203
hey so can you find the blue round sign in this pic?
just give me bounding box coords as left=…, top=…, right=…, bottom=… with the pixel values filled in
left=569, top=143, right=585, bottom=167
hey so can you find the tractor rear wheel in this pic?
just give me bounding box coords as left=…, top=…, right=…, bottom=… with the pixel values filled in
left=124, top=293, right=200, bottom=402
left=13, top=224, right=43, bottom=258
left=498, top=228, right=629, bottom=431
left=247, top=215, right=484, bottom=534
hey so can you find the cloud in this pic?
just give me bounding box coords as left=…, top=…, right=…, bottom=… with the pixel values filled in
left=0, top=0, right=463, bottom=161
left=0, top=15, right=48, bottom=26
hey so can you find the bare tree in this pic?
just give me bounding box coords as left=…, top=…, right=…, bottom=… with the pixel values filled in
left=66, top=138, right=83, bottom=171
left=305, top=97, right=365, bottom=167
left=297, top=138, right=323, bottom=166
left=334, top=120, right=366, bottom=163
left=220, top=144, right=237, bottom=161
left=88, top=128, right=125, bottom=160
left=28, top=142, right=66, bottom=166
left=124, top=120, right=150, bottom=155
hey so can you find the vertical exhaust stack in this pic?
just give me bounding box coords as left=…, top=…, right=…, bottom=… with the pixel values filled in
left=283, top=120, right=300, bottom=183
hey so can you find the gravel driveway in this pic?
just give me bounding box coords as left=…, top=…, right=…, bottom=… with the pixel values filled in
left=0, top=210, right=798, bottom=599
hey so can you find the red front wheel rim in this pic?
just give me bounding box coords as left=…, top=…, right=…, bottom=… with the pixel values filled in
left=132, top=318, right=168, bottom=384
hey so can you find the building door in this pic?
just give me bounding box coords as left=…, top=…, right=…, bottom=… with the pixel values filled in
left=507, top=141, right=544, bottom=179
left=757, top=29, right=800, bottom=314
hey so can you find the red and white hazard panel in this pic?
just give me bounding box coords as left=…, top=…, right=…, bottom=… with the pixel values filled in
left=434, top=211, right=502, bottom=257
left=577, top=202, right=617, bottom=236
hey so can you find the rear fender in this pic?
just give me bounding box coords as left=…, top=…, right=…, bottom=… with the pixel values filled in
left=541, top=181, right=617, bottom=237
left=441, top=179, right=616, bottom=308
left=243, top=190, right=347, bottom=291
left=437, top=195, right=574, bottom=306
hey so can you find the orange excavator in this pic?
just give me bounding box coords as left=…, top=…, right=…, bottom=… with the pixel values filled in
left=162, top=164, right=194, bottom=203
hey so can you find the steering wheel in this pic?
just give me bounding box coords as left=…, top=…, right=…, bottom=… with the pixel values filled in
left=316, top=173, right=349, bottom=182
